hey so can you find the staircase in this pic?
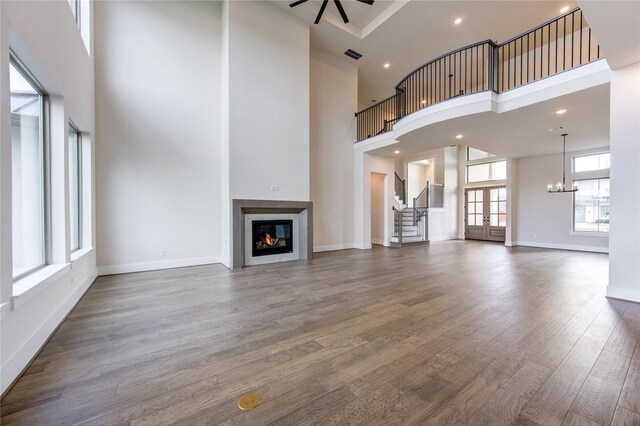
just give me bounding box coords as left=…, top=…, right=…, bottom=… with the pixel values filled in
left=398, top=208, right=423, bottom=243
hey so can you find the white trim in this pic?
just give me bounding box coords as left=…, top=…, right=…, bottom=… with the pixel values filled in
left=1, top=273, right=96, bottom=395
left=514, top=241, right=609, bottom=253
left=429, top=235, right=458, bottom=242
left=371, top=239, right=384, bottom=246
left=12, top=264, right=71, bottom=310
left=70, top=246, right=93, bottom=263
left=314, top=243, right=355, bottom=252
left=0, top=302, right=10, bottom=320
left=606, top=286, right=640, bottom=304
left=353, top=243, right=372, bottom=250
left=569, top=231, right=609, bottom=237
left=97, top=256, right=220, bottom=276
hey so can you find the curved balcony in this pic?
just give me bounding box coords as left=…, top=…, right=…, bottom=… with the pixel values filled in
left=355, top=7, right=603, bottom=142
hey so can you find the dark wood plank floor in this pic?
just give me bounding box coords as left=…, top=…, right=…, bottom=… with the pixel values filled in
left=1, top=241, right=639, bottom=425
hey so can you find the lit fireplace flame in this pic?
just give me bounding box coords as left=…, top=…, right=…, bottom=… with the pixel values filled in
left=264, top=233, right=273, bottom=246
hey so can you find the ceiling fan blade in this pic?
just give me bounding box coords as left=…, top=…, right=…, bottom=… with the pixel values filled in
left=355, top=0, right=374, bottom=4
left=289, top=0, right=308, bottom=7
left=334, top=0, right=349, bottom=23
left=315, top=0, right=329, bottom=24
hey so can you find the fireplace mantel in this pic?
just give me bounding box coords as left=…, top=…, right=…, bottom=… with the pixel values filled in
left=232, top=199, right=313, bottom=268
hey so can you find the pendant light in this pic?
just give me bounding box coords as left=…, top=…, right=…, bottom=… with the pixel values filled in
left=547, top=133, right=578, bottom=193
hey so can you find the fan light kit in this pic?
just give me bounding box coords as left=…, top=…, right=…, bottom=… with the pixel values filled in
left=290, top=0, right=374, bottom=25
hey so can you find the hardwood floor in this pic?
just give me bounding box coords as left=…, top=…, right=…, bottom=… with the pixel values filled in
left=2, top=241, right=639, bottom=425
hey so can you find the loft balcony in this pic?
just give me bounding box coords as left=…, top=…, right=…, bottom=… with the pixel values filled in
left=355, top=7, right=604, bottom=143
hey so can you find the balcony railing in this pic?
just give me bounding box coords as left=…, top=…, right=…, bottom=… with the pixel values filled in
left=355, top=7, right=602, bottom=142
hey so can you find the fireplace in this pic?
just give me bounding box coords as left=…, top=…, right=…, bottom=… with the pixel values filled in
left=234, top=199, right=313, bottom=268
left=252, top=220, right=293, bottom=257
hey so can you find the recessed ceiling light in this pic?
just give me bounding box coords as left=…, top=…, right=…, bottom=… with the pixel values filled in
left=456, top=134, right=464, bottom=139
left=384, top=63, right=390, bottom=68
left=560, top=6, right=569, bottom=13
left=556, top=109, right=567, bottom=114
left=454, top=17, right=462, bottom=24
left=394, top=150, right=400, bottom=154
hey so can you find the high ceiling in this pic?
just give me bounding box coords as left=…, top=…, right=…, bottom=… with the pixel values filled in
left=271, top=0, right=578, bottom=107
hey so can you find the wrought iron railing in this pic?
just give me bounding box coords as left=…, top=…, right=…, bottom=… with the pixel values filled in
left=355, top=7, right=602, bottom=142
left=394, top=172, right=406, bottom=204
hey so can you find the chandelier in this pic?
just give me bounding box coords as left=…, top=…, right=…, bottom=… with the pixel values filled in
left=548, top=133, right=578, bottom=193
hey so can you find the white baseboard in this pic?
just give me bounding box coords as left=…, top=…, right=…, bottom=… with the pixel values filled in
left=1, top=273, right=97, bottom=395
left=429, top=235, right=458, bottom=242
left=371, top=239, right=384, bottom=246
left=353, top=243, right=372, bottom=250
left=97, top=256, right=221, bottom=276
left=606, top=286, right=640, bottom=303
left=313, top=243, right=355, bottom=253
left=515, top=241, right=609, bottom=253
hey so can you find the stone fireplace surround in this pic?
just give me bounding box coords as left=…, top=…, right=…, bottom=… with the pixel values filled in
left=232, top=199, right=313, bottom=268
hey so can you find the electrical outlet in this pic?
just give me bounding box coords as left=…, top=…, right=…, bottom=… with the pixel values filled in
left=160, top=250, right=166, bottom=257
left=270, top=185, right=279, bottom=191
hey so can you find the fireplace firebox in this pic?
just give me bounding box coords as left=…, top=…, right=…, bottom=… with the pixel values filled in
left=252, top=220, right=293, bottom=257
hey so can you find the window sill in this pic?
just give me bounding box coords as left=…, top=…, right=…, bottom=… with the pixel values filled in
left=0, top=302, right=10, bottom=320
left=12, top=263, right=71, bottom=310
left=570, top=231, right=609, bottom=237
left=71, top=247, right=94, bottom=263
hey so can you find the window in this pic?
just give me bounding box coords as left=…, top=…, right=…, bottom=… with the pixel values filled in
left=467, top=147, right=495, bottom=161
left=574, top=178, right=610, bottom=233
left=69, top=122, right=82, bottom=252
left=10, top=57, right=46, bottom=279
left=68, top=0, right=79, bottom=23
left=574, top=153, right=610, bottom=173
left=467, top=160, right=506, bottom=183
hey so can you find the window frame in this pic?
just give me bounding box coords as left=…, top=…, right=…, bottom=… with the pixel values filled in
left=572, top=177, right=610, bottom=234
left=572, top=152, right=610, bottom=173
left=466, top=159, right=507, bottom=184
left=68, top=121, right=83, bottom=252
left=10, top=52, right=51, bottom=281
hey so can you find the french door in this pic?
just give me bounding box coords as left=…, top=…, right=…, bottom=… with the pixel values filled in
left=465, top=186, right=506, bottom=242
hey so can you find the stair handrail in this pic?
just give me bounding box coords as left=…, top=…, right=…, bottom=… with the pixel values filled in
left=413, top=182, right=429, bottom=225
left=394, top=172, right=406, bottom=204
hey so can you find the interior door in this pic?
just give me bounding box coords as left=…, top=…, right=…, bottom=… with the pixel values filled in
left=465, top=186, right=506, bottom=242
left=465, top=188, right=486, bottom=240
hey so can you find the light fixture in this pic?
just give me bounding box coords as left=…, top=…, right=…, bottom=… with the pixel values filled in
left=454, top=17, right=462, bottom=24
left=456, top=134, right=463, bottom=139
left=560, top=6, right=569, bottom=13
left=547, top=133, right=578, bottom=193
left=421, top=99, right=426, bottom=105
left=384, top=63, right=390, bottom=69
left=394, top=150, right=400, bottom=154
left=556, top=109, right=567, bottom=115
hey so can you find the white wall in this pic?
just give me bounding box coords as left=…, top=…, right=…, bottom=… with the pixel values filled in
left=407, top=162, right=426, bottom=207
left=94, top=1, right=222, bottom=273
left=608, top=62, right=640, bottom=302
left=370, top=173, right=385, bottom=245
left=221, top=0, right=310, bottom=265
left=516, top=149, right=609, bottom=252
left=429, top=146, right=458, bottom=241
left=227, top=1, right=309, bottom=202
left=310, top=49, right=356, bottom=252
left=1, top=0, right=96, bottom=394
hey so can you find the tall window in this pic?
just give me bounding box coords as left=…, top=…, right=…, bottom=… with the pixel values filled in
left=467, top=160, right=506, bottom=183
left=69, top=122, right=82, bottom=252
left=10, top=57, right=46, bottom=279
left=68, top=0, right=79, bottom=23
left=574, top=178, right=610, bottom=233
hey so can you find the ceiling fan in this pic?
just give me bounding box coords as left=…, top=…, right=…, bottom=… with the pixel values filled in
left=289, top=0, right=374, bottom=25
